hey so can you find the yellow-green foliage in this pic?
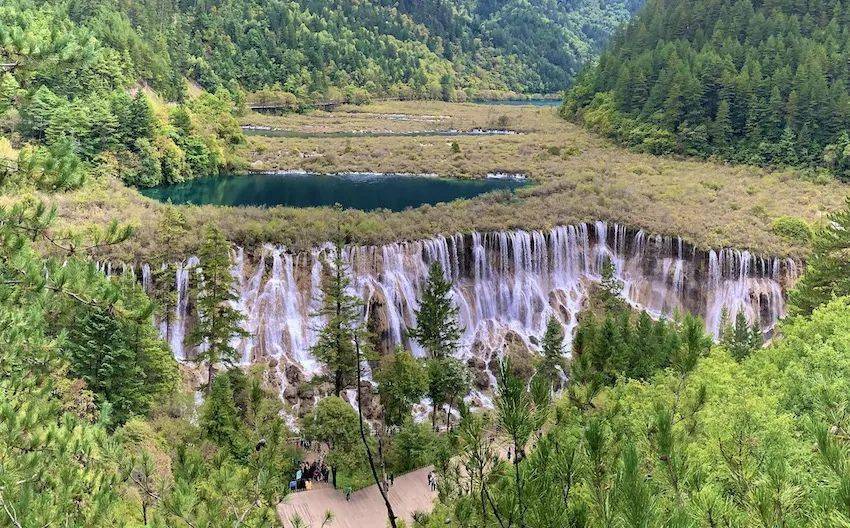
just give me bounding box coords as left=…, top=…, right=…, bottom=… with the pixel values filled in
left=771, top=216, right=813, bottom=243
left=431, top=298, right=850, bottom=528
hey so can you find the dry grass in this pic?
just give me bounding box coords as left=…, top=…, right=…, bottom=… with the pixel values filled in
left=25, top=101, right=848, bottom=262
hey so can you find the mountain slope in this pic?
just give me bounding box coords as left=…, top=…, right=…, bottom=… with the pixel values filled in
left=69, top=0, right=643, bottom=98
left=564, top=0, right=850, bottom=178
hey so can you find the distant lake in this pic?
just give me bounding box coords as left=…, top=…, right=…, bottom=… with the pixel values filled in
left=474, top=99, right=562, bottom=107
left=241, top=127, right=521, bottom=139
left=139, top=172, right=529, bottom=212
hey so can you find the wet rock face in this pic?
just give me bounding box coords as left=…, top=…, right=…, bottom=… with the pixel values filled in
left=146, top=221, right=798, bottom=399
left=467, top=357, right=490, bottom=391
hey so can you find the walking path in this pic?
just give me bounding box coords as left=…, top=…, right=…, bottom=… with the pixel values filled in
left=278, top=466, right=437, bottom=528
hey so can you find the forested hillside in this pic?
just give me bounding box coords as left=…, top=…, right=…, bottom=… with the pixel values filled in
left=0, top=0, right=644, bottom=188
left=564, top=0, right=850, bottom=178
left=0, top=0, right=245, bottom=188
left=65, top=0, right=642, bottom=98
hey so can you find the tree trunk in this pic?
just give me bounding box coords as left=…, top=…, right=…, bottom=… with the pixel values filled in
left=378, top=424, right=388, bottom=489
left=480, top=471, right=488, bottom=528
left=355, top=335, right=398, bottom=528
left=206, top=361, right=215, bottom=395
left=335, top=368, right=343, bottom=396
left=514, top=437, right=526, bottom=528
left=432, top=399, right=437, bottom=431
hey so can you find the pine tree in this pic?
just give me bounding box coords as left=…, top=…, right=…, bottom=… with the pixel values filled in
left=408, top=261, right=466, bottom=428
left=311, top=226, right=365, bottom=396
left=200, top=374, right=244, bottom=454
left=66, top=303, right=176, bottom=425
left=189, top=225, right=247, bottom=391
left=711, top=98, right=733, bottom=153
left=407, top=262, right=462, bottom=358
left=777, top=126, right=799, bottom=166
left=150, top=206, right=189, bottom=343
left=537, top=316, right=567, bottom=388
left=630, top=310, right=664, bottom=379
left=0, top=72, right=19, bottom=116
left=127, top=92, right=155, bottom=141
left=495, top=358, right=550, bottom=528
left=720, top=309, right=761, bottom=360
left=599, top=258, right=625, bottom=312
left=791, top=197, right=850, bottom=314
left=765, top=86, right=785, bottom=141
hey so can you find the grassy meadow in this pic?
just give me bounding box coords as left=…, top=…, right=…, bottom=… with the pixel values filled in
left=32, top=101, right=849, bottom=261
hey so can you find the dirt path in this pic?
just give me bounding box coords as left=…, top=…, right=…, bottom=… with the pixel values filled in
left=277, top=466, right=437, bottom=528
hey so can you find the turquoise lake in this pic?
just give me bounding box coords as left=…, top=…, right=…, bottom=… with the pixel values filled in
left=139, top=172, right=528, bottom=212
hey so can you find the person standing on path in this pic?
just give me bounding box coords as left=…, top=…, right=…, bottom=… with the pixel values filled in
left=345, top=485, right=352, bottom=502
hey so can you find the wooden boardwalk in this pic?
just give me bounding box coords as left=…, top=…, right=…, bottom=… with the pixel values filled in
left=277, top=466, right=437, bottom=528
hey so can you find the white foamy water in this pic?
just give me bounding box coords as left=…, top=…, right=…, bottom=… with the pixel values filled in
left=143, top=222, right=797, bottom=395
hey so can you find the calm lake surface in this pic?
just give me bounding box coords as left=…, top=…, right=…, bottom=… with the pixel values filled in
left=241, top=128, right=520, bottom=139
left=140, top=172, right=528, bottom=211
left=474, top=99, right=562, bottom=107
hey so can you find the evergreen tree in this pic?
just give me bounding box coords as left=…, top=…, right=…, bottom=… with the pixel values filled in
left=127, top=92, right=155, bottom=141
left=536, top=316, right=567, bottom=389
left=311, top=226, right=366, bottom=396
left=791, top=198, right=850, bottom=314
left=200, top=373, right=244, bottom=454
left=494, top=358, right=551, bottom=528
left=711, top=98, right=732, bottom=153
left=66, top=302, right=177, bottom=425
left=565, top=0, right=850, bottom=176
left=407, top=262, right=462, bottom=359
left=149, top=206, right=189, bottom=343
left=408, top=261, right=467, bottom=429
left=599, top=258, right=625, bottom=312
left=188, top=224, right=247, bottom=390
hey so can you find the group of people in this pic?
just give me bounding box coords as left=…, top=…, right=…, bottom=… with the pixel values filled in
left=289, top=459, right=330, bottom=492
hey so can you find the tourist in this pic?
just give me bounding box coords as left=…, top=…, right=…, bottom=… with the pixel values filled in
left=389, top=473, right=395, bottom=486
left=344, top=485, right=352, bottom=502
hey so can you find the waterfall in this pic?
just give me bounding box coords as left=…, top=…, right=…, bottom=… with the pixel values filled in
left=146, top=222, right=798, bottom=395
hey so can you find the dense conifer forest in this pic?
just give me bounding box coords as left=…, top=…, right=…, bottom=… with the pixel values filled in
left=59, top=0, right=642, bottom=98
left=564, top=0, right=850, bottom=178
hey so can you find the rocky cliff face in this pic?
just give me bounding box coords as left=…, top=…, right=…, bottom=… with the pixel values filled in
left=136, top=221, right=798, bottom=406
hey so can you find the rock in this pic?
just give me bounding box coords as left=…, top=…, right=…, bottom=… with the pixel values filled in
left=297, top=383, right=315, bottom=400
left=466, top=357, right=490, bottom=390
left=283, top=385, right=299, bottom=405
left=366, top=291, right=394, bottom=356
left=474, top=369, right=490, bottom=390
left=284, top=364, right=304, bottom=385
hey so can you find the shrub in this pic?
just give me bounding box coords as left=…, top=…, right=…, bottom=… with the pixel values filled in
left=772, top=216, right=813, bottom=242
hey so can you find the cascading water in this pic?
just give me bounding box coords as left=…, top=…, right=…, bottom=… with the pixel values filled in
left=150, top=222, right=798, bottom=402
